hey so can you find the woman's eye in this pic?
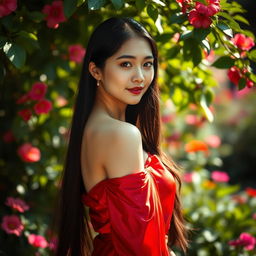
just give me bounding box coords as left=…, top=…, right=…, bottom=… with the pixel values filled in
left=144, top=62, right=153, bottom=67
left=120, top=61, right=153, bottom=68
left=120, top=62, right=131, bottom=67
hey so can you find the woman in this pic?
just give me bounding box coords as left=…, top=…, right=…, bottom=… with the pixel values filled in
left=54, top=17, right=188, bottom=256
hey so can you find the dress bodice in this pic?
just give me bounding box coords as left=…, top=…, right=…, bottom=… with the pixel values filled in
left=81, top=153, right=176, bottom=256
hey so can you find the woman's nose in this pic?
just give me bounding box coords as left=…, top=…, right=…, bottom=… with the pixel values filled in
left=132, top=67, right=144, bottom=83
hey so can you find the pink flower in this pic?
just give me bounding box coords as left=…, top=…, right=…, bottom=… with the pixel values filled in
left=185, top=114, right=204, bottom=127
left=16, top=93, right=31, bottom=104
left=1, top=215, right=24, bottom=236
left=28, top=234, right=48, bottom=248
left=161, top=114, right=175, bottom=123
left=183, top=172, right=194, bottom=183
left=17, top=143, right=41, bottom=162
left=195, top=0, right=220, bottom=16
left=205, top=135, right=221, bottom=148
left=3, top=130, right=15, bottom=143
left=232, top=34, right=255, bottom=51
left=5, top=197, right=30, bottom=213
left=34, top=99, right=52, bottom=114
left=56, top=95, right=68, bottom=107
left=188, top=9, right=212, bottom=28
left=18, top=109, right=32, bottom=122
left=227, top=66, right=242, bottom=85
left=42, top=1, right=66, bottom=29
left=211, top=171, right=229, bottom=183
left=0, top=0, right=17, bottom=18
left=252, top=213, right=256, bottom=220
left=246, top=79, right=254, bottom=88
left=68, top=44, right=86, bottom=63
left=29, top=82, right=47, bottom=101
left=229, top=233, right=256, bottom=251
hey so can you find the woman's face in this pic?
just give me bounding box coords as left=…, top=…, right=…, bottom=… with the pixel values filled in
left=98, top=37, right=155, bottom=105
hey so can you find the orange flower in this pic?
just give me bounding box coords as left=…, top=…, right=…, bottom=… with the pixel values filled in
left=202, top=180, right=216, bottom=189
left=185, top=140, right=209, bottom=153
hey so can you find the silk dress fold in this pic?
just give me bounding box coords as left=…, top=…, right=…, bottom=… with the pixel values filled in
left=81, top=152, right=176, bottom=256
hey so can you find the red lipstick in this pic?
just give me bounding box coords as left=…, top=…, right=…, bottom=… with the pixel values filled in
left=127, top=87, right=143, bottom=95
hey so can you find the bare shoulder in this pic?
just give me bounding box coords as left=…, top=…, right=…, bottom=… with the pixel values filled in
left=102, top=119, right=145, bottom=179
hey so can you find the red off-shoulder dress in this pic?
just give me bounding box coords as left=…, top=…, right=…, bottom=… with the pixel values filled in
left=81, top=152, right=176, bottom=256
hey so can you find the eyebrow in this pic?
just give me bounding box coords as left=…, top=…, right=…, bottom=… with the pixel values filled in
left=116, top=55, right=154, bottom=60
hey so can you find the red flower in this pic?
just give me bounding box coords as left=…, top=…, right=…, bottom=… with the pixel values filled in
left=34, top=99, right=52, bottom=114
left=28, top=234, right=48, bottom=248
left=232, top=34, right=255, bottom=51
left=227, top=66, right=242, bottom=85
left=246, top=187, right=256, bottom=197
left=229, top=233, right=256, bottom=251
left=18, top=109, right=32, bottom=122
left=1, top=215, right=24, bottom=236
left=29, top=82, right=47, bottom=101
left=5, top=197, right=30, bottom=213
left=68, top=44, right=86, bottom=63
left=185, top=140, right=209, bottom=153
left=246, top=79, right=254, bottom=88
left=195, top=0, right=220, bottom=16
left=42, top=1, right=66, bottom=29
left=0, top=0, right=17, bottom=18
left=188, top=9, right=212, bottom=28
left=17, top=143, right=41, bottom=162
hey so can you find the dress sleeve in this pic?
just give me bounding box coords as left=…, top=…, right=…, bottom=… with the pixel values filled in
left=105, top=169, right=170, bottom=256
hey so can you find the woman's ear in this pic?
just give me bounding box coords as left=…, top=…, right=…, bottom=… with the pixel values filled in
left=88, top=61, right=102, bottom=80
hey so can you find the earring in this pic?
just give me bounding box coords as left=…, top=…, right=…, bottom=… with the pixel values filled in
left=97, top=80, right=100, bottom=87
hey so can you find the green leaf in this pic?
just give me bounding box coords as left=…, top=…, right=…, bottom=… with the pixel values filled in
left=180, top=30, right=193, bottom=40
left=216, top=22, right=233, bottom=37
left=27, top=11, right=45, bottom=22
left=201, top=39, right=211, bottom=55
left=248, top=50, right=256, bottom=62
left=233, top=15, right=250, bottom=25
left=170, top=12, right=187, bottom=24
left=216, top=185, right=239, bottom=197
left=155, top=33, right=173, bottom=43
left=147, top=4, right=158, bottom=22
left=211, top=56, right=235, bottom=69
left=166, top=45, right=181, bottom=59
left=111, top=0, right=124, bottom=9
left=88, top=0, right=106, bottom=10
left=3, top=42, right=26, bottom=69
left=200, top=94, right=214, bottom=122
left=183, top=38, right=202, bottom=67
left=193, top=28, right=211, bottom=41
left=15, top=31, right=40, bottom=53
left=218, top=12, right=241, bottom=31
left=238, top=77, right=246, bottom=90
left=249, top=73, right=256, bottom=83
left=135, top=0, right=146, bottom=11
left=64, top=0, right=78, bottom=18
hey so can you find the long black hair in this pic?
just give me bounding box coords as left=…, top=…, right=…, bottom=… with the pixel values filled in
left=52, top=17, right=188, bottom=256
